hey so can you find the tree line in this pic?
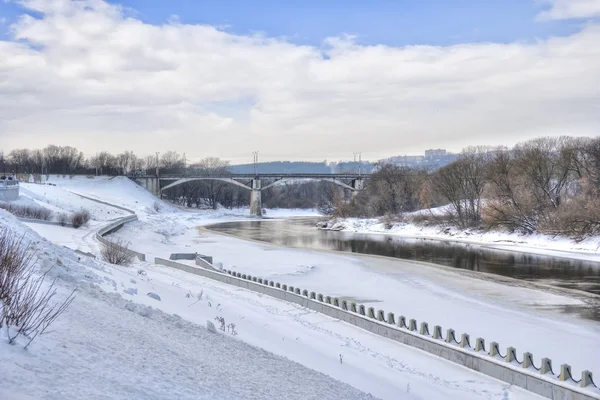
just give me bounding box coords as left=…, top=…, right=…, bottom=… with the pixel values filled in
left=0, top=145, right=330, bottom=211
left=327, top=136, right=600, bottom=240
left=0, top=146, right=199, bottom=176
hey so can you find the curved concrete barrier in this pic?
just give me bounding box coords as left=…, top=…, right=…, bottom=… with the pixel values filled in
left=95, top=215, right=145, bottom=261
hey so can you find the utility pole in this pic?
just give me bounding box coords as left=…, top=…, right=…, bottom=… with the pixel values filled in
left=358, top=152, right=362, bottom=177
left=155, top=152, right=160, bottom=178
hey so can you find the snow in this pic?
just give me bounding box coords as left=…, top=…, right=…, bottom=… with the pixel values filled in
left=2, top=175, right=583, bottom=399
left=0, top=210, right=374, bottom=400
left=19, top=182, right=130, bottom=221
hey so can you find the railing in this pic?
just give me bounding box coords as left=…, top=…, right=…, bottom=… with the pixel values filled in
left=132, top=173, right=369, bottom=179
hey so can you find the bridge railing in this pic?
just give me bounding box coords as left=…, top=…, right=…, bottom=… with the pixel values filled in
left=131, top=173, right=370, bottom=179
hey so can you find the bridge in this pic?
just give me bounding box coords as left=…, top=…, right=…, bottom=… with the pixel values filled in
left=131, top=173, right=367, bottom=217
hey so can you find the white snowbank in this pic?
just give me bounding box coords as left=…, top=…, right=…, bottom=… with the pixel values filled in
left=322, top=217, right=600, bottom=262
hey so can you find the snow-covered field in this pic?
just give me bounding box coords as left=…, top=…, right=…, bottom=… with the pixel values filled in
left=321, top=216, right=600, bottom=263
left=4, top=175, right=597, bottom=399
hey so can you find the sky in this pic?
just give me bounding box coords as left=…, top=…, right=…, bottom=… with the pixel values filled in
left=0, top=0, right=599, bottom=163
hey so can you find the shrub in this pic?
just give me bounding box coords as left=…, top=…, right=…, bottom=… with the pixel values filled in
left=71, top=209, right=91, bottom=228
left=153, top=202, right=161, bottom=212
left=57, top=213, right=69, bottom=227
left=100, top=238, right=135, bottom=266
left=0, top=203, right=53, bottom=221
left=0, top=228, right=75, bottom=348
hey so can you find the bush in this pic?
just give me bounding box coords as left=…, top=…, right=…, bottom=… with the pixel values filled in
left=0, top=202, right=53, bottom=221
left=71, top=209, right=91, bottom=228
left=57, top=213, right=69, bottom=227
left=153, top=202, right=161, bottom=212
left=100, top=238, right=135, bottom=266
left=0, top=228, right=75, bottom=348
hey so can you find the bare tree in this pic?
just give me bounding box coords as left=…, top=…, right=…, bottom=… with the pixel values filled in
left=8, top=149, right=31, bottom=174
left=116, top=151, right=136, bottom=175
left=160, top=151, right=184, bottom=174
left=365, top=164, right=422, bottom=216
left=100, top=238, right=135, bottom=266
left=431, top=151, right=487, bottom=228
left=0, top=228, right=75, bottom=348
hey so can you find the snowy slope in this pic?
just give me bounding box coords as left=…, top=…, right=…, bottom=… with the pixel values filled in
left=2, top=177, right=549, bottom=399
left=19, top=182, right=130, bottom=221
left=0, top=210, right=374, bottom=400
left=45, top=175, right=179, bottom=216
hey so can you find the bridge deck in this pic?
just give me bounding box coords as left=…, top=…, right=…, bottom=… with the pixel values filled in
left=134, top=173, right=367, bottom=180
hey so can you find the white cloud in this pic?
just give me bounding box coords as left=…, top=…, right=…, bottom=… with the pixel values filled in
left=537, top=0, right=600, bottom=20
left=1, top=0, right=600, bottom=163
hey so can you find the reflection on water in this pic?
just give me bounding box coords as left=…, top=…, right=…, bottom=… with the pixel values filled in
left=207, top=218, right=600, bottom=296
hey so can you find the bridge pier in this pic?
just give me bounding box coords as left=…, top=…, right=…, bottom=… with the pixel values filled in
left=250, top=179, right=262, bottom=217
left=351, top=178, right=365, bottom=198
left=132, top=176, right=160, bottom=196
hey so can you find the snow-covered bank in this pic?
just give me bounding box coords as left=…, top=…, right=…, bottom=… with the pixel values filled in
left=2, top=176, right=548, bottom=400
left=0, top=211, right=373, bottom=400
left=320, top=217, right=600, bottom=263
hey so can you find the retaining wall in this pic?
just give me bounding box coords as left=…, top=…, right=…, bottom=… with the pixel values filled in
left=168, top=253, right=217, bottom=271
left=169, top=252, right=213, bottom=264
left=153, top=257, right=599, bottom=400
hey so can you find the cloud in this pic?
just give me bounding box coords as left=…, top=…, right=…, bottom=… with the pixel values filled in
left=0, top=0, right=599, bottom=162
left=537, top=0, right=600, bottom=21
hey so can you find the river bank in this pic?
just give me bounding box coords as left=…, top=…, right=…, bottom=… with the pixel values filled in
left=317, top=217, right=600, bottom=263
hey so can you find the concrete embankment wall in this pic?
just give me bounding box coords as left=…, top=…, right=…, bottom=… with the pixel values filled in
left=153, top=256, right=599, bottom=400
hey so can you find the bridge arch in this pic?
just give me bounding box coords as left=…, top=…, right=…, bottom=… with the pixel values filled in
left=160, top=177, right=252, bottom=193
left=260, top=177, right=357, bottom=191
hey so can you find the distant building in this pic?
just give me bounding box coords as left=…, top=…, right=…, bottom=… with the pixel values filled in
left=0, top=176, right=19, bottom=202
left=424, top=149, right=447, bottom=158
left=379, top=148, right=457, bottom=171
